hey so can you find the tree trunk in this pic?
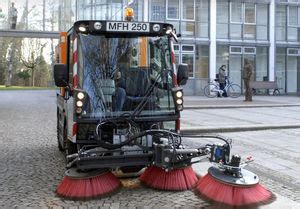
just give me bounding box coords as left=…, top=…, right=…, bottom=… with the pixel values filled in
left=31, top=68, right=35, bottom=87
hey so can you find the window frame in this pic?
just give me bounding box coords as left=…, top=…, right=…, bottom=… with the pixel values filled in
left=244, top=47, right=256, bottom=55
left=150, top=0, right=166, bottom=22
left=173, top=44, right=195, bottom=78
left=230, top=2, right=243, bottom=24
left=230, top=46, right=243, bottom=54
left=166, top=0, right=180, bottom=20
left=181, top=0, right=195, bottom=21
left=244, top=3, right=256, bottom=25
left=287, top=6, right=299, bottom=27
left=287, top=48, right=300, bottom=56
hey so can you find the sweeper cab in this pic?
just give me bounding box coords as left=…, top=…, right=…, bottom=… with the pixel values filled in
left=53, top=11, right=273, bottom=206
left=54, top=19, right=190, bottom=171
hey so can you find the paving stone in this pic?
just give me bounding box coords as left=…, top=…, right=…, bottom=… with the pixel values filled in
left=0, top=90, right=299, bottom=208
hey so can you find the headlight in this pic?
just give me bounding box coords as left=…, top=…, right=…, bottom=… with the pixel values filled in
left=176, top=99, right=183, bottom=105
left=76, top=100, right=83, bottom=107
left=78, top=25, right=87, bottom=32
left=176, top=91, right=183, bottom=98
left=77, top=92, right=85, bottom=100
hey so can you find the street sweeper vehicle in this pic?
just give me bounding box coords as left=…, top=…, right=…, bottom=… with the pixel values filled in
left=53, top=10, right=273, bottom=207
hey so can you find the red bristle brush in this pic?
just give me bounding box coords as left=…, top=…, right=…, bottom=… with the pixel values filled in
left=195, top=166, right=273, bottom=207
left=56, top=168, right=121, bottom=199
left=139, top=165, right=198, bottom=190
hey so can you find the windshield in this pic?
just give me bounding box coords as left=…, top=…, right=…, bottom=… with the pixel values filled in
left=77, top=34, right=175, bottom=118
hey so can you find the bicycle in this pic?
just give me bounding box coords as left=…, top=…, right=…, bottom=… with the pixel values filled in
left=204, top=78, right=242, bottom=98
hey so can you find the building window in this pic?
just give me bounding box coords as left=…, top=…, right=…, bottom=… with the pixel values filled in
left=276, top=47, right=300, bottom=94
left=217, top=0, right=229, bottom=38
left=226, top=46, right=268, bottom=88
left=182, top=0, right=195, bottom=21
left=287, top=50, right=299, bottom=93
left=181, top=21, right=195, bottom=36
left=277, top=5, right=300, bottom=42
left=77, top=0, right=93, bottom=20
left=276, top=6, right=287, bottom=41
left=109, top=0, right=123, bottom=20
left=257, top=4, right=268, bottom=40
left=230, top=2, right=243, bottom=23
left=288, top=6, right=298, bottom=26
left=196, top=0, right=209, bottom=38
left=227, top=2, right=268, bottom=40
left=216, top=45, right=229, bottom=70
left=174, top=44, right=195, bottom=78
left=256, top=47, right=268, bottom=82
left=230, top=2, right=243, bottom=39
left=167, top=0, right=180, bottom=19
left=150, top=0, right=165, bottom=22
left=287, top=48, right=300, bottom=55
left=244, top=47, right=256, bottom=54
left=244, top=4, right=256, bottom=39
left=287, top=6, right=300, bottom=41
left=275, top=48, right=286, bottom=92
left=244, top=3, right=256, bottom=24
left=230, top=46, right=242, bottom=54
left=94, top=0, right=107, bottom=20
left=195, top=45, right=209, bottom=79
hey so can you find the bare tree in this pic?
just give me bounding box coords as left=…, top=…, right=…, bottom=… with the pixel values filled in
left=21, top=39, right=46, bottom=87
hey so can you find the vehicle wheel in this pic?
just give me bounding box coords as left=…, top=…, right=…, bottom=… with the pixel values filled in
left=66, top=137, right=77, bottom=156
left=228, top=84, right=242, bottom=98
left=204, top=84, right=218, bottom=98
left=273, top=89, right=280, bottom=96
left=57, top=119, right=64, bottom=152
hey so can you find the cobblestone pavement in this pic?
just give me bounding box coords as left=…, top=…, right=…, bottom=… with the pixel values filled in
left=181, top=107, right=300, bottom=131
left=0, top=90, right=299, bottom=208
left=186, top=130, right=300, bottom=204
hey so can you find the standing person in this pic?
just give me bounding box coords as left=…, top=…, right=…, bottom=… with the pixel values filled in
left=243, top=59, right=253, bottom=101
left=218, top=65, right=227, bottom=97
left=9, top=3, right=18, bottom=29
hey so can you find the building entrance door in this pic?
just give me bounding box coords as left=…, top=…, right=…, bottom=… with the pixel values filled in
left=229, top=46, right=256, bottom=90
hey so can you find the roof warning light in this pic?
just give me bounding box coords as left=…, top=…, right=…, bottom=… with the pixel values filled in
left=125, top=7, right=134, bottom=21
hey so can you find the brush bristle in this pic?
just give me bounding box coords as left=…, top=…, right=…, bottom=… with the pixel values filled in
left=56, top=171, right=121, bottom=199
left=196, top=173, right=273, bottom=206
left=139, top=166, right=198, bottom=191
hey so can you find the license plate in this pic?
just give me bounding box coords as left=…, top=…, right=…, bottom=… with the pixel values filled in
left=106, top=22, right=150, bottom=32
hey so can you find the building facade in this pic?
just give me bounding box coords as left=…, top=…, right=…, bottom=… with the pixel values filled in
left=0, top=0, right=299, bottom=94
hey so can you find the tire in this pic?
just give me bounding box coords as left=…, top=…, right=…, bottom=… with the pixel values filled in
left=204, top=84, right=219, bottom=98
left=228, top=84, right=242, bottom=98
left=273, top=89, right=280, bottom=96
left=57, top=128, right=64, bottom=151
left=66, top=137, right=77, bottom=156
left=57, top=117, right=64, bottom=152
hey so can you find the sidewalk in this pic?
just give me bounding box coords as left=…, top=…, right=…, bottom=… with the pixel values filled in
left=181, top=95, right=300, bottom=133
left=184, top=95, right=300, bottom=109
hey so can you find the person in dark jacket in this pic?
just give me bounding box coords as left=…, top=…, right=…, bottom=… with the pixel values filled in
left=218, top=65, right=227, bottom=97
left=243, top=59, right=253, bottom=101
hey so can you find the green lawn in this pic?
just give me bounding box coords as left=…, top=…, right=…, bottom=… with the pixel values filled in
left=0, top=85, right=58, bottom=90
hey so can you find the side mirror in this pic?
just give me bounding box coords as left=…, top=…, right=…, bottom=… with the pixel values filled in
left=177, top=63, right=189, bottom=86
left=54, top=64, right=68, bottom=87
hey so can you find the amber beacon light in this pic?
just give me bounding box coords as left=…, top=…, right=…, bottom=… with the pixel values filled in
left=125, top=7, right=134, bottom=21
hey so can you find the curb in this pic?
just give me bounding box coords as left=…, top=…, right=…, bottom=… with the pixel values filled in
left=181, top=124, right=300, bottom=134
left=185, top=104, right=300, bottom=110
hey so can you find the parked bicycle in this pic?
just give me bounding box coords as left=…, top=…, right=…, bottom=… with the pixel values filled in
left=204, top=78, right=242, bottom=98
